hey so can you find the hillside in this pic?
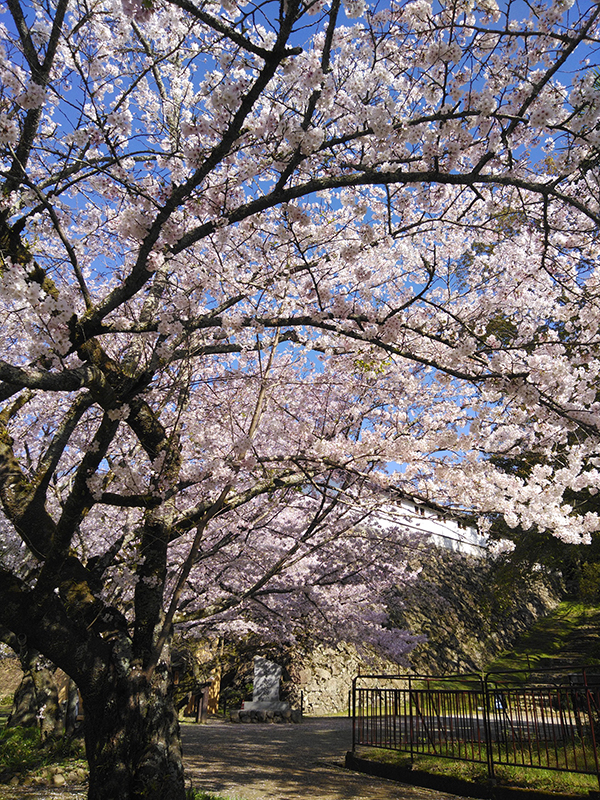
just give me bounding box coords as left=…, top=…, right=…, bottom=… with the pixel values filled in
left=485, top=601, right=600, bottom=674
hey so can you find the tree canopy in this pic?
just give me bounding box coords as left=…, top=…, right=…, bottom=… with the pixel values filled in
left=0, top=0, right=599, bottom=796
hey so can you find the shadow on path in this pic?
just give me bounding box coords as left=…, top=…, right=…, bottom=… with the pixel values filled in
left=182, top=717, right=459, bottom=800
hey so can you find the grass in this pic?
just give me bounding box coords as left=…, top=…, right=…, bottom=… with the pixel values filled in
left=0, top=728, right=233, bottom=798
left=0, top=726, right=86, bottom=783
left=485, top=601, right=600, bottom=675
left=357, top=748, right=600, bottom=796
left=0, top=706, right=11, bottom=728
left=404, top=602, right=600, bottom=693
left=0, top=725, right=237, bottom=797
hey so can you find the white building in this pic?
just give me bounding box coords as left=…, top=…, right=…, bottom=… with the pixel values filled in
left=374, top=496, right=488, bottom=557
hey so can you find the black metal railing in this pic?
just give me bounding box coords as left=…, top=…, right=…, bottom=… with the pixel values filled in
left=352, top=667, right=600, bottom=787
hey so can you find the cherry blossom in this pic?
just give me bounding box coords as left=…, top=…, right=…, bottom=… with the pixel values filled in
left=0, top=0, right=599, bottom=796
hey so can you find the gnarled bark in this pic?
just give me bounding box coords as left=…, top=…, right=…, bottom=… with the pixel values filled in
left=8, top=662, right=61, bottom=737
left=82, top=660, right=185, bottom=800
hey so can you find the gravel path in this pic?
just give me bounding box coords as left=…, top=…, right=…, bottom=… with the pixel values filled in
left=182, top=717, right=458, bottom=800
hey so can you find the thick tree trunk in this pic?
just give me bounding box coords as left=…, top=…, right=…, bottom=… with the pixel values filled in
left=82, top=662, right=185, bottom=800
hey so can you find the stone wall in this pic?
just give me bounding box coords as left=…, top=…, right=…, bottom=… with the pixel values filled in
left=1, top=553, right=562, bottom=720
left=290, top=643, right=378, bottom=716
left=393, top=550, right=562, bottom=676
left=292, top=551, right=563, bottom=715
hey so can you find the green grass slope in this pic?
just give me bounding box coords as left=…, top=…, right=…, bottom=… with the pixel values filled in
left=485, top=601, right=600, bottom=674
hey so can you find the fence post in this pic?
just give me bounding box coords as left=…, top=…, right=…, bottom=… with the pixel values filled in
left=582, top=667, right=600, bottom=792
left=352, top=675, right=357, bottom=753
left=409, top=675, right=414, bottom=766
left=483, top=672, right=495, bottom=784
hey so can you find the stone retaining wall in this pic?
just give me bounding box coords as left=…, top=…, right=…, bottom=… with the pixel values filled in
left=394, top=550, right=562, bottom=676
left=292, top=551, right=563, bottom=715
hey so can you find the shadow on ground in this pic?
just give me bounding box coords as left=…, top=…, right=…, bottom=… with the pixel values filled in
left=182, top=717, right=459, bottom=800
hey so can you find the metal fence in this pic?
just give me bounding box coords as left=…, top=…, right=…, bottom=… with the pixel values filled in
left=352, top=667, right=600, bottom=787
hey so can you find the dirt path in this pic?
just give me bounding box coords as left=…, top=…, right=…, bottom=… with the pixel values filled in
left=182, top=717, right=457, bottom=800
left=1, top=717, right=459, bottom=800
left=0, top=787, right=87, bottom=799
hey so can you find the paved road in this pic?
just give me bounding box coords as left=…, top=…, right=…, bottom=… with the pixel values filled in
left=182, top=717, right=458, bottom=800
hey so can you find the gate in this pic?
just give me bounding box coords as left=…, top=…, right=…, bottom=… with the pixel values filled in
left=352, top=667, right=600, bottom=787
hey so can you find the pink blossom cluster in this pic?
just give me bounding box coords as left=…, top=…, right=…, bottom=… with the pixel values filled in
left=0, top=0, right=599, bottom=680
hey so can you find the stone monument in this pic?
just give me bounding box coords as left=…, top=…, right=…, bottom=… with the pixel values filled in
left=242, top=656, right=290, bottom=713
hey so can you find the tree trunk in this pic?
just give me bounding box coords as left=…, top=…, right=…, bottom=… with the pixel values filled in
left=64, top=678, right=81, bottom=737
left=7, top=649, right=63, bottom=738
left=82, top=661, right=185, bottom=800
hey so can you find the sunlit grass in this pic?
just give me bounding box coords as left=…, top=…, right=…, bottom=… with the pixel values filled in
left=486, top=602, right=600, bottom=675
left=358, top=747, right=600, bottom=795
left=414, top=602, right=600, bottom=691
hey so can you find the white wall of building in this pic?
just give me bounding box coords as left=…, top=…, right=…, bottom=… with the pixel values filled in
left=374, top=498, right=488, bottom=557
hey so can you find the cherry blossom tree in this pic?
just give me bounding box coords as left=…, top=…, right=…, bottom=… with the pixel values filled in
left=0, top=0, right=599, bottom=796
